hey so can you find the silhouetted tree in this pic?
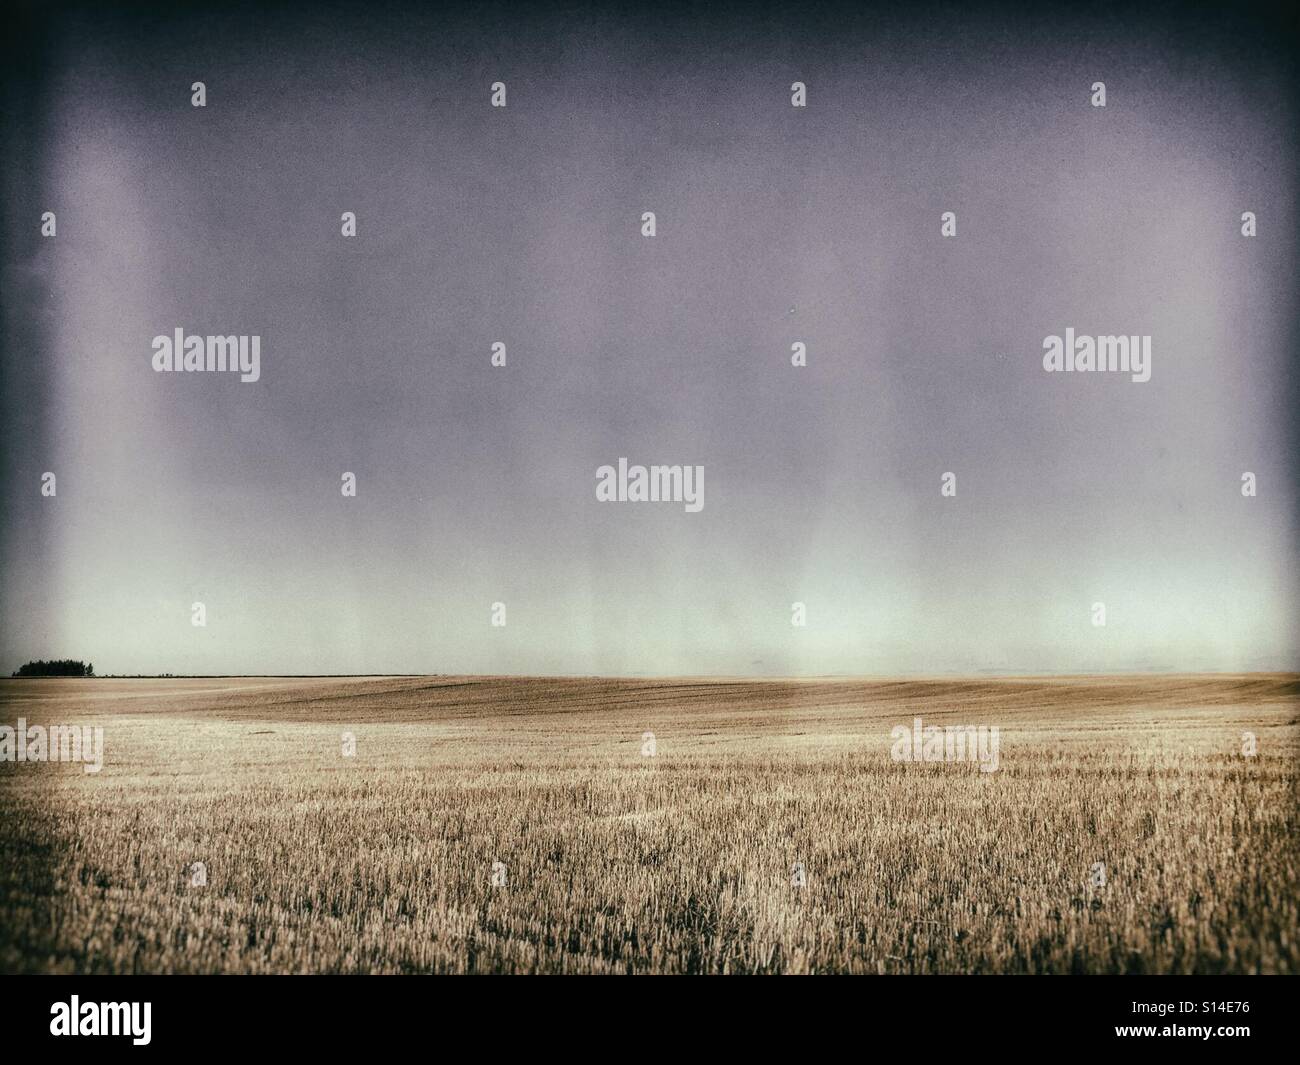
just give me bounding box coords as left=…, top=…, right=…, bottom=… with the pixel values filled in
left=11, top=659, right=93, bottom=677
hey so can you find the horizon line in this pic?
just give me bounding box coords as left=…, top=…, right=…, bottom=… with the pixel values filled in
left=5, top=670, right=1298, bottom=681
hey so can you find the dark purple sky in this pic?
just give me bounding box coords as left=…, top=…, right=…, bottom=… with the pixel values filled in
left=2, top=1, right=1296, bottom=675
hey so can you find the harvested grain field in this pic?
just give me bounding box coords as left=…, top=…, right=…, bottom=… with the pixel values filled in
left=0, top=674, right=1296, bottom=974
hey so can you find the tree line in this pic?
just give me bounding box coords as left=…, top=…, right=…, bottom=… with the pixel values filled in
left=11, top=659, right=94, bottom=677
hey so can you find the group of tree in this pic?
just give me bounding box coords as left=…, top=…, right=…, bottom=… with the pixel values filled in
left=11, top=659, right=94, bottom=677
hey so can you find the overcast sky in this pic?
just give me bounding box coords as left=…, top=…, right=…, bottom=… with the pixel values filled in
left=1, top=1, right=1295, bottom=675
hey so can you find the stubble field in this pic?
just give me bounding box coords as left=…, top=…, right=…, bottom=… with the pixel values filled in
left=0, top=674, right=1296, bottom=974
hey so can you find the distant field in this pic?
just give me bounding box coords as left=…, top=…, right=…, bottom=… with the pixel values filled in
left=0, top=675, right=1296, bottom=974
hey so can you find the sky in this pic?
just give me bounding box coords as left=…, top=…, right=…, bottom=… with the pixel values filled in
left=1, top=0, right=1296, bottom=676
